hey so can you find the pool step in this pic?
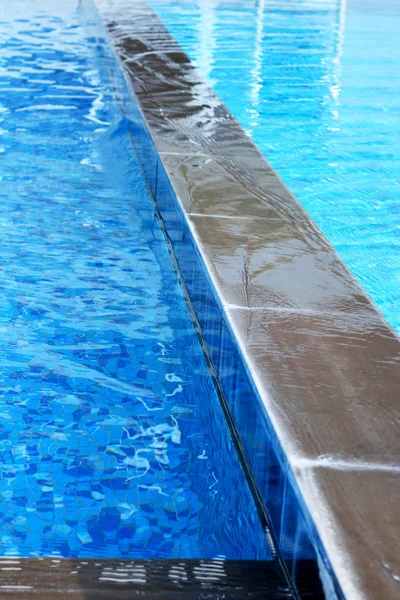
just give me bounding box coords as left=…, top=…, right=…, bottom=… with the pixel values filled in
left=0, top=559, right=298, bottom=599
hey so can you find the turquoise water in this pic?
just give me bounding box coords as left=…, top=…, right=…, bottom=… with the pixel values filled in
left=0, top=0, right=270, bottom=559
left=148, top=0, right=400, bottom=334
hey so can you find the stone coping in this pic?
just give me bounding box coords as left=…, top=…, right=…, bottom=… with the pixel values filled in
left=93, top=0, right=400, bottom=598
left=0, top=558, right=297, bottom=598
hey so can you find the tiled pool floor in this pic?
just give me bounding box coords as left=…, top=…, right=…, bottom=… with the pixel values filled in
left=0, top=0, right=271, bottom=560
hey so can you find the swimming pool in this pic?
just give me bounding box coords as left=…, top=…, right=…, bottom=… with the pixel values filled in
left=147, top=0, right=400, bottom=335
left=0, top=0, right=273, bottom=560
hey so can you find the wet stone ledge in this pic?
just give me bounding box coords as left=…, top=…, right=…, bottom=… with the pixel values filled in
left=93, top=1, right=400, bottom=599
left=0, top=558, right=293, bottom=599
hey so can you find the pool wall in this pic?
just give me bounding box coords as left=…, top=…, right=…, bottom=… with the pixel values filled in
left=91, top=1, right=400, bottom=599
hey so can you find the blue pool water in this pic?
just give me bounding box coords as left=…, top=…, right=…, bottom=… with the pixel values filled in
left=0, top=0, right=270, bottom=559
left=148, top=0, right=400, bottom=334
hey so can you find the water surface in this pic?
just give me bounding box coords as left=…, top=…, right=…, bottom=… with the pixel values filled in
left=0, top=0, right=269, bottom=559
left=149, top=0, right=400, bottom=334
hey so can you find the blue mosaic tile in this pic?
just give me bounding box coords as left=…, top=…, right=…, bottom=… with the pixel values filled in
left=0, top=0, right=271, bottom=561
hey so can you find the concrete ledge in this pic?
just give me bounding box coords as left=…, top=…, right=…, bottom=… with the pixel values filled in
left=0, top=558, right=294, bottom=598
left=93, top=0, right=400, bottom=598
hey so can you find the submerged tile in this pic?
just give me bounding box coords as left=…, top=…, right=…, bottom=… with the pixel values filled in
left=189, top=214, right=373, bottom=314
left=225, top=307, right=400, bottom=463
left=158, top=153, right=305, bottom=220
left=0, top=0, right=275, bottom=565
left=295, top=467, right=400, bottom=600
left=0, top=558, right=292, bottom=599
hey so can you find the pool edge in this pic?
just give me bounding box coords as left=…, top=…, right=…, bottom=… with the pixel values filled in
left=91, top=1, right=400, bottom=599
left=0, top=558, right=296, bottom=598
